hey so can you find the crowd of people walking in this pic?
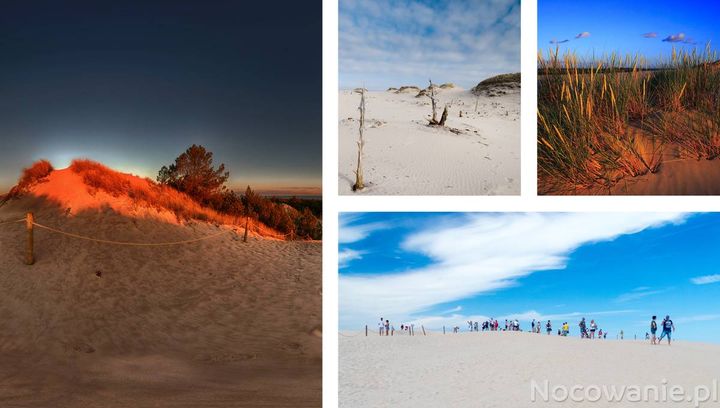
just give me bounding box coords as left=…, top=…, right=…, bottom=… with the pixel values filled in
left=374, top=314, right=675, bottom=344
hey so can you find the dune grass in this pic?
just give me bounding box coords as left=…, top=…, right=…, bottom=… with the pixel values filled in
left=70, top=159, right=233, bottom=224
left=538, top=45, right=720, bottom=194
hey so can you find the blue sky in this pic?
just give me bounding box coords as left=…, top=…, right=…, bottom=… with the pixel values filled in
left=339, top=213, right=720, bottom=343
left=538, top=0, right=720, bottom=62
left=339, top=0, right=520, bottom=90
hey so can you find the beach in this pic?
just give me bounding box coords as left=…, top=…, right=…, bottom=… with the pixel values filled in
left=0, top=192, right=322, bottom=406
left=340, top=331, right=719, bottom=407
left=338, top=87, right=520, bottom=195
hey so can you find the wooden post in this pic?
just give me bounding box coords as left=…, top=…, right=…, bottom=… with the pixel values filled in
left=365, top=325, right=368, bottom=336
left=422, top=325, right=426, bottom=336
left=243, top=214, right=249, bottom=243
left=25, top=212, right=34, bottom=265
left=443, top=326, right=445, bottom=335
left=353, top=89, right=366, bottom=191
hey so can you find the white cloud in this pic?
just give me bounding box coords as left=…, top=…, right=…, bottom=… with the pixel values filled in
left=643, top=32, right=658, bottom=38
left=575, top=32, right=591, bottom=39
left=437, top=305, right=463, bottom=315
left=339, top=213, right=391, bottom=244
left=339, top=0, right=520, bottom=89
left=339, top=248, right=365, bottom=268
left=690, top=274, right=720, bottom=285
left=340, top=213, right=688, bottom=327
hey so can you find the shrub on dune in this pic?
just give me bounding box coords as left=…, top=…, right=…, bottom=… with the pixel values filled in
left=2, top=160, right=55, bottom=203
left=18, top=160, right=54, bottom=192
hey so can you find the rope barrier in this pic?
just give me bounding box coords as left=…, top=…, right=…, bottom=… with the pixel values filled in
left=338, top=332, right=369, bottom=337
left=0, top=218, right=25, bottom=226
left=32, top=221, right=236, bottom=246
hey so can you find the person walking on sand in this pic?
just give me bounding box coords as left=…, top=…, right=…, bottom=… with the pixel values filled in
left=579, top=318, right=588, bottom=338
left=658, top=315, right=675, bottom=345
left=598, top=329, right=603, bottom=339
left=379, top=318, right=384, bottom=336
left=650, top=315, right=658, bottom=345
left=546, top=320, right=552, bottom=335
left=384, top=319, right=390, bottom=336
left=589, top=320, right=597, bottom=339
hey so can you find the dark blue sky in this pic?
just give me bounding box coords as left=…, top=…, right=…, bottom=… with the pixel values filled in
left=539, top=0, right=720, bottom=61
left=340, top=213, right=720, bottom=343
left=0, top=0, right=321, bottom=194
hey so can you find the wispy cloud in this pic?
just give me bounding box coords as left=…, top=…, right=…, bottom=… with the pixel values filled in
left=339, top=213, right=391, bottom=244
left=691, top=274, right=720, bottom=285
left=614, top=287, right=669, bottom=303
left=339, top=248, right=365, bottom=268
left=575, top=32, right=591, bottom=39
left=550, top=39, right=569, bottom=44
left=340, top=213, right=688, bottom=327
left=643, top=32, right=658, bottom=38
left=662, top=33, right=686, bottom=43
left=339, top=0, right=520, bottom=89
left=676, top=314, right=720, bottom=324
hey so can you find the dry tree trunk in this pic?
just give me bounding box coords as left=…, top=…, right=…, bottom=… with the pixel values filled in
left=352, top=89, right=366, bottom=191
left=428, top=79, right=437, bottom=122
left=426, top=79, right=450, bottom=127
left=438, top=105, right=448, bottom=126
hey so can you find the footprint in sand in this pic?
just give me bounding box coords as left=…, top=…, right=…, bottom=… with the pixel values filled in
left=204, top=352, right=257, bottom=363
left=282, top=342, right=305, bottom=354
left=70, top=342, right=95, bottom=354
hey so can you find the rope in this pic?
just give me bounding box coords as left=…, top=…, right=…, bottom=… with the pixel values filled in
left=338, top=332, right=366, bottom=337
left=32, top=221, right=236, bottom=246
left=0, top=218, right=25, bottom=226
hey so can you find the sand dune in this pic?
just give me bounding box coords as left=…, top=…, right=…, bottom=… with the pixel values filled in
left=340, top=331, right=719, bottom=407
left=339, top=86, right=520, bottom=195
left=606, top=159, right=720, bottom=195
left=0, top=175, right=321, bottom=406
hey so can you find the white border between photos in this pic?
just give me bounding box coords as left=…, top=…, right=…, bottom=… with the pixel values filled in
left=322, top=0, right=339, bottom=406
left=323, top=1, right=720, bottom=407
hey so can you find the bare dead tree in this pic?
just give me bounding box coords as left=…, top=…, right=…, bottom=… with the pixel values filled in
left=352, top=89, right=366, bottom=191
left=426, top=79, right=450, bottom=127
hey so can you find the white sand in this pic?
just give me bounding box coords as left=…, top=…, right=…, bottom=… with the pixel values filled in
left=340, top=331, right=719, bottom=407
left=0, top=188, right=321, bottom=406
left=339, top=87, right=520, bottom=195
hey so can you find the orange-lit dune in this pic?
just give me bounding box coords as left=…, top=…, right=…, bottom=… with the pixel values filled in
left=5, top=160, right=285, bottom=239
left=0, top=160, right=321, bottom=407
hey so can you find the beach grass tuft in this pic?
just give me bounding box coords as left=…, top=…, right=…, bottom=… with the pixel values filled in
left=538, top=44, right=720, bottom=194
